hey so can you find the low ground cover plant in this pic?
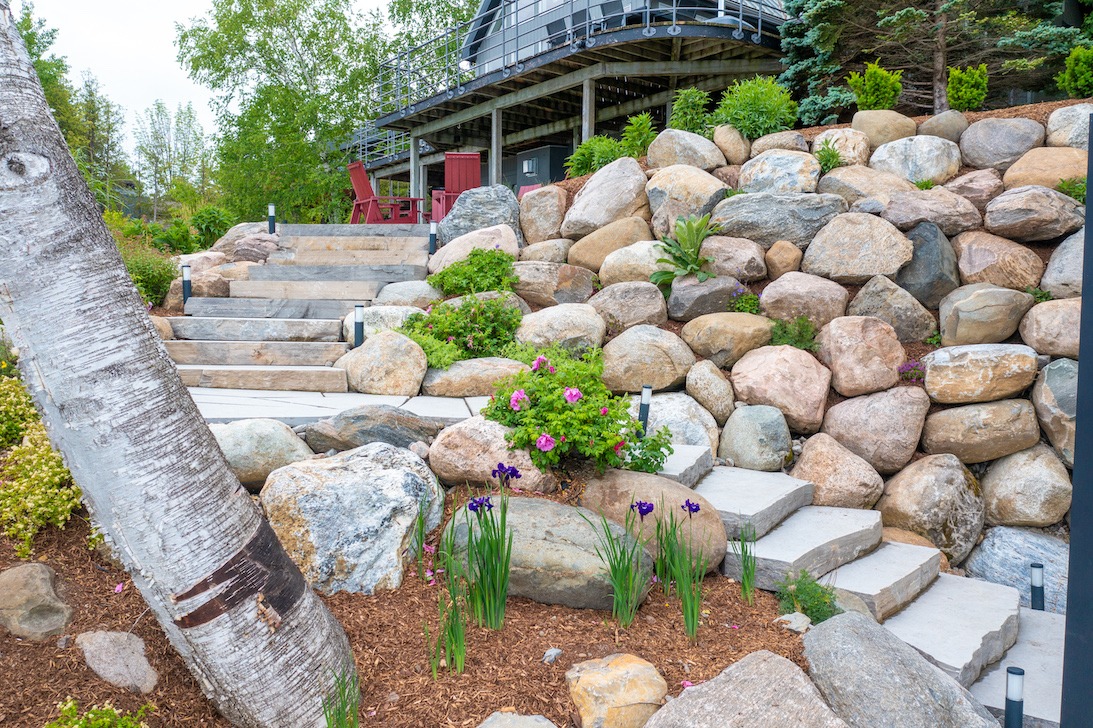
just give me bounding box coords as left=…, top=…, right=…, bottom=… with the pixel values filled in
left=1057, top=176, right=1086, bottom=203
left=44, top=700, right=154, bottom=728
left=426, top=248, right=518, bottom=297
left=727, top=285, right=760, bottom=314
left=1026, top=286, right=1054, bottom=304
left=776, top=570, right=841, bottom=624
left=399, top=296, right=522, bottom=369
left=813, top=139, right=843, bottom=174
left=770, top=317, right=819, bottom=352
left=651, top=214, right=719, bottom=293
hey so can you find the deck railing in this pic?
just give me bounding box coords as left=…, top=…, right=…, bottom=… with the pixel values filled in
left=348, top=121, right=434, bottom=167
left=376, top=0, right=787, bottom=118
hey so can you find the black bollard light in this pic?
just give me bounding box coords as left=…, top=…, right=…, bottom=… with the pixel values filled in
left=181, top=264, right=192, bottom=305
left=1005, top=666, right=1025, bottom=728
left=1031, top=562, right=1045, bottom=611
left=638, top=384, right=652, bottom=438
left=353, top=304, right=365, bottom=348
left=268, top=203, right=276, bottom=235
left=429, top=220, right=438, bottom=255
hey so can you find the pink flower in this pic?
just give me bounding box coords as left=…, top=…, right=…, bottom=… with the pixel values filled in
left=511, top=487, right=524, bottom=493
left=564, top=387, right=582, bottom=403
left=600, top=406, right=609, bottom=416
left=423, top=544, right=436, bottom=554
left=531, top=355, right=549, bottom=371
left=730, top=624, right=740, bottom=630
left=510, top=389, right=529, bottom=411
left=536, top=433, right=556, bottom=451
left=114, top=583, right=124, bottom=594
left=681, top=681, right=694, bottom=688
left=614, top=440, right=626, bottom=455
left=560, top=436, right=566, bottom=442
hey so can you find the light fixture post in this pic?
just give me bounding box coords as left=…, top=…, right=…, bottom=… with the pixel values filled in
left=353, top=304, right=365, bottom=348
left=268, top=203, right=276, bottom=235
left=1031, top=562, right=1045, bottom=611
left=1005, top=666, right=1024, bottom=728
left=638, top=384, right=652, bottom=438
left=181, top=264, right=192, bottom=305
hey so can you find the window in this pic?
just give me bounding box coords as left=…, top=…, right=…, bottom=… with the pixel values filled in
left=522, top=158, right=538, bottom=175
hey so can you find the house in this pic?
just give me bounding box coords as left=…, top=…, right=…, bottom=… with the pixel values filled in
left=357, top=0, right=787, bottom=200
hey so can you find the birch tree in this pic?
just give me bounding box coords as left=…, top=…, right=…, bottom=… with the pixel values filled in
left=0, top=3, right=356, bottom=726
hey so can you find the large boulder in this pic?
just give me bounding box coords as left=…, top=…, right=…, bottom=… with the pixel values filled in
left=260, top=443, right=444, bottom=594
left=1040, top=226, right=1084, bottom=299
left=960, top=117, right=1045, bottom=171
left=561, top=157, right=650, bottom=239
left=709, top=192, right=847, bottom=249
left=731, top=345, right=831, bottom=434
left=340, top=305, right=425, bottom=343
left=176, top=250, right=227, bottom=275
left=437, top=185, right=523, bottom=247
left=760, top=272, right=848, bottom=329
left=373, top=280, right=444, bottom=308
left=895, top=222, right=961, bottom=309
left=719, top=404, right=792, bottom=471
left=667, top=274, right=744, bottom=321
left=1019, top=298, right=1081, bottom=358
left=446, top=290, right=530, bottom=315
left=1047, top=102, right=1093, bottom=149
left=921, top=399, right=1041, bottom=464
left=209, top=418, right=314, bottom=492
left=846, top=276, right=935, bottom=343
left=816, top=316, right=904, bottom=397
left=520, top=238, right=574, bottom=264
left=801, top=213, right=913, bottom=284
left=813, top=128, right=871, bottom=166
left=588, top=281, right=667, bottom=334
left=648, top=128, right=727, bottom=170
left=817, top=165, right=916, bottom=205
left=680, top=312, right=773, bottom=368
left=686, top=360, right=735, bottom=426
left=713, top=125, right=750, bottom=164
left=791, top=433, right=884, bottom=509
left=519, top=185, right=567, bottom=244
left=922, top=344, right=1039, bottom=404
left=602, top=325, right=695, bottom=392
left=869, top=135, right=961, bottom=184
left=944, top=168, right=1005, bottom=213
left=804, top=611, right=998, bottom=728
left=938, top=284, right=1034, bottom=346
left=645, top=166, right=727, bottom=234
left=335, top=330, right=427, bottom=396
left=822, top=387, right=930, bottom=474
left=918, top=109, right=969, bottom=142
left=964, top=526, right=1069, bottom=614
left=429, top=223, right=519, bottom=274
left=700, top=236, right=767, bottom=282
left=428, top=416, right=558, bottom=492
left=983, top=185, right=1085, bottom=242
left=514, top=303, right=605, bottom=354
left=851, top=110, right=917, bottom=150
left=982, top=444, right=1072, bottom=527
left=164, top=269, right=228, bottom=310
left=751, top=130, right=809, bottom=156
left=421, top=357, right=529, bottom=397
left=211, top=227, right=281, bottom=263
left=877, top=454, right=984, bottom=564
left=566, top=654, right=667, bottom=728
left=451, top=498, right=650, bottom=609
left=598, top=240, right=673, bottom=287
left=511, top=261, right=596, bottom=306
left=566, top=216, right=654, bottom=273
left=0, top=564, right=72, bottom=641
left=581, top=469, right=727, bottom=573
left=302, top=405, right=442, bottom=452
left=869, top=188, right=982, bottom=237
left=951, top=230, right=1044, bottom=291
left=645, top=650, right=850, bottom=728
left=1002, top=146, right=1088, bottom=189
left=627, top=391, right=720, bottom=454
left=739, top=150, right=821, bottom=194
left=1033, top=358, right=1077, bottom=467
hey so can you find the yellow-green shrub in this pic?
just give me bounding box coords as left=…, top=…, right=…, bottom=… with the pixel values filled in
left=0, top=374, right=36, bottom=447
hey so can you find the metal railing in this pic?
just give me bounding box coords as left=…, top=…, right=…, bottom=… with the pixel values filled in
left=376, top=0, right=787, bottom=117
left=347, top=121, right=433, bottom=167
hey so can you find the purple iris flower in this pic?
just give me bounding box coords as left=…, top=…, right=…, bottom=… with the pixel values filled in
left=629, top=500, right=655, bottom=521
left=491, top=462, right=522, bottom=482
left=682, top=499, right=701, bottom=516
left=468, top=496, right=494, bottom=514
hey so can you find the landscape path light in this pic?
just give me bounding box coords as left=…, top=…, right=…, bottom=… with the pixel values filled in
left=1005, top=666, right=1024, bottom=728
left=268, top=203, right=276, bottom=235
left=181, top=264, right=192, bottom=305
left=1031, top=562, right=1045, bottom=611
left=353, top=304, right=365, bottom=348
left=638, top=384, right=652, bottom=438
left=429, top=220, right=438, bottom=254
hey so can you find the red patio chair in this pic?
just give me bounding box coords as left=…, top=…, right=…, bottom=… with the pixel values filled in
left=431, top=152, right=482, bottom=222
left=517, top=183, right=542, bottom=200
left=347, top=161, right=423, bottom=224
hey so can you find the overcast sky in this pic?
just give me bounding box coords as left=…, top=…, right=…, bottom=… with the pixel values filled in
left=14, top=0, right=385, bottom=152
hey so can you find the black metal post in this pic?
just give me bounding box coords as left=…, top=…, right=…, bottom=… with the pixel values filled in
left=268, top=203, right=276, bottom=235
left=1060, top=113, right=1093, bottom=726
left=637, top=384, right=652, bottom=438
left=1005, top=667, right=1025, bottom=728
left=181, top=264, right=192, bottom=305
left=1031, top=562, right=1045, bottom=611
left=353, top=304, right=365, bottom=349
left=429, top=221, right=438, bottom=255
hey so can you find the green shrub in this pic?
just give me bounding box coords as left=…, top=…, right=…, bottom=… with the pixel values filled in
left=847, top=61, right=903, bottom=110
left=947, top=64, right=988, bottom=112
left=914, top=179, right=936, bottom=190
left=482, top=348, right=672, bottom=473
left=399, top=296, right=522, bottom=369
left=565, top=135, right=625, bottom=177
left=813, top=139, right=843, bottom=174
left=1058, top=176, right=1087, bottom=203
left=44, top=699, right=153, bottom=727
left=1, top=419, right=80, bottom=558
left=770, top=317, right=819, bottom=352
left=650, top=214, right=719, bottom=293
left=115, top=238, right=177, bottom=306
left=620, top=112, right=658, bottom=158
left=728, top=286, right=761, bottom=314
left=426, top=248, right=518, bottom=297
left=0, top=374, right=36, bottom=447
left=190, top=206, right=235, bottom=249
left=1026, top=286, right=1054, bottom=304
left=709, top=76, right=798, bottom=140
left=776, top=570, right=841, bottom=624
left=668, top=87, right=713, bottom=137
left=1058, top=46, right=1093, bottom=99
left=152, top=219, right=199, bottom=254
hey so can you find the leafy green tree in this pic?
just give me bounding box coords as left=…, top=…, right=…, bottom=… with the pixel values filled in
left=13, top=1, right=79, bottom=144
left=71, top=74, right=131, bottom=210
left=133, top=101, right=210, bottom=220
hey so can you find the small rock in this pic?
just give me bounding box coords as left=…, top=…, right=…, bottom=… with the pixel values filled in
left=938, top=284, right=1034, bottom=346
left=774, top=612, right=812, bottom=634
left=982, top=443, right=1072, bottom=527
left=813, top=128, right=871, bottom=166
left=209, top=418, right=315, bottom=492
left=732, top=345, right=831, bottom=434
left=479, top=714, right=557, bottom=728
left=75, top=631, right=158, bottom=694
left=0, top=564, right=73, bottom=641
left=543, top=648, right=563, bottom=665
left=984, top=185, right=1085, bottom=242
left=588, top=281, right=667, bottom=335
left=847, top=276, right=935, bottom=344
left=567, top=216, right=654, bottom=273
left=520, top=186, right=568, bottom=244
left=896, top=222, right=961, bottom=309
left=335, top=330, right=427, bottom=396
left=719, top=404, right=792, bottom=471
left=801, top=213, right=913, bottom=284
left=149, top=315, right=174, bottom=340
left=680, top=312, right=772, bottom=368
left=790, top=432, right=884, bottom=509
left=713, top=125, right=750, bottom=165
left=960, top=117, right=1045, bottom=171
left=566, top=654, right=668, bottom=728
left=648, top=129, right=726, bottom=170
left=944, top=168, right=1006, bottom=213
left=667, top=274, right=745, bottom=322
left=816, top=316, right=904, bottom=397
left=851, top=110, right=917, bottom=150
left=918, top=109, right=969, bottom=142
left=869, top=135, right=962, bottom=184
left=511, top=261, right=596, bottom=307
left=686, top=360, right=735, bottom=426
left=1019, top=298, right=1081, bottom=358
left=1033, top=358, right=1076, bottom=467
left=822, top=386, right=930, bottom=474
left=921, top=399, right=1041, bottom=464
left=602, top=325, right=695, bottom=392
left=951, top=230, right=1045, bottom=291
left=764, top=240, right=803, bottom=280
left=515, top=303, right=605, bottom=354
left=760, top=272, right=848, bottom=329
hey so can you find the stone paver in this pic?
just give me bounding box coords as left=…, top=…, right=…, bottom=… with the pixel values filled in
left=229, top=279, right=384, bottom=300
left=248, top=264, right=426, bottom=282
left=820, top=542, right=942, bottom=621
left=165, top=340, right=349, bottom=366
left=190, top=387, right=408, bottom=425
left=657, top=444, right=713, bottom=488
left=177, top=365, right=348, bottom=393
left=971, top=608, right=1063, bottom=726
left=184, top=298, right=363, bottom=319
left=695, top=467, right=814, bottom=539
left=398, top=395, right=472, bottom=424
left=168, top=316, right=343, bottom=342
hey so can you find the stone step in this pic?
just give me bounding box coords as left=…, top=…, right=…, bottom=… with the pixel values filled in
left=820, top=542, right=942, bottom=621
left=184, top=298, right=362, bottom=320
left=165, top=340, right=349, bottom=367
left=229, top=280, right=384, bottom=301
left=287, top=235, right=429, bottom=252
left=694, top=467, right=814, bottom=540
left=167, top=317, right=343, bottom=342
left=280, top=223, right=431, bottom=238
left=656, top=444, right=713, bottom=489
left=177, top=365, right=348, bottom=393
left=266, top=249, right=429, bottom=267
left=883, top=574, right=1021, bottom=687
left=248, top=264, right=427, bottom=282
left=970, top=608, right=1064, bottom=727
left=721, top=505, right=882, bottom=592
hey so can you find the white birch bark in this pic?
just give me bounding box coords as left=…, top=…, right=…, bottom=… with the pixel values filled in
left=0, top=3, right=355, bottom=726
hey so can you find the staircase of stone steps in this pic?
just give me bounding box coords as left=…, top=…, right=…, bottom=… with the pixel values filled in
left=697, top=464, right=1062, bottom=726
left=167, top=224, right=430, bottom=392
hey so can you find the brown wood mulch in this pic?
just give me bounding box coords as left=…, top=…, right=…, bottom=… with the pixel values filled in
left=2, top=488, right=802, bottom=727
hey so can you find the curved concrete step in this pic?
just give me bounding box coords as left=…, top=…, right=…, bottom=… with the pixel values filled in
left=820, top=541, right=942, bottom=621
left=167, top=317, right=343, bottom=342
left=695, top=467, right=814, bottom=540
left=184, top=298, right=362, bottom=320
left=165, top=340, right=349, bottom=367
left=177, top=365, right=348, bottom=393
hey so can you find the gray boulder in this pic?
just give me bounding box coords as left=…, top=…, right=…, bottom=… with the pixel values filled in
left=438, top=185, right=524, bottom=246
left=648, top=128, right=727, bottom=169
left=588, top=281, right=667, bottom=335
left=562, top=157, right=650, bottom=239
left=422, top=357, right=530, bottom=397
left=1040, top=227, right=1083, bottom=299
left=719, top=404, right=792, bottom=471
left=1047, top=103, right=1093, bottom=149
left=515, top=303, right=605, bottom=354
left=1033, top=358, right=1077, bottom=468
left=0, top=564, right=73, bottom=641
left=918, top=109, right=969, bottom=142
left=602, top=325, right=695, bottom=392
left=964, top=526, right=1069, bottom=614
left=709, top=192, right=847, bottom=249
left=869, top=135, right=961, bottom=184
left=847, top=276, right=935, bottom=343
left=303, top=405, right=442, bottom=452
left=802, top=213, right=913, bottom=284
left=209, top=418, right=314, bottom=492
left=340, top=305, right=425, bottom=344
left=667, top=274, right=744, bottom=321
left=511, top=261, right=596, bottom=307
left=628, top=391, right=719, bottom=454
left=373, top=280, right=444, bottom=308
left=960, top=118, right=1045, bottom=171
left=983, top=185, right=1085, bottom=243
left=804, top=612, right=997, bottom=728
left=938, top=284, right=1034, bottom=346
left=896, top=222, right=961, bottom=309
left=75, top=631, right=159, bottom=694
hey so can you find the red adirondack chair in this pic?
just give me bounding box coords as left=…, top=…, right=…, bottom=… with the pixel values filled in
left=347, top=161, right=423, bottom=224
left=517, top=183, right=542, bottom=200
left=431, top=152, right=482, bottom=222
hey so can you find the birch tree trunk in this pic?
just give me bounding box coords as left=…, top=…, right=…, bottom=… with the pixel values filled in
left=932, top=3, right=949, bottom=113
left=0, top=3, right=355, bottom=726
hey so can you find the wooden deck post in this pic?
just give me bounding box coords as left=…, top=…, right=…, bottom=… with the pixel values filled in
left=409, top=136, right=421, bottom=199
left=490, top=108, right=502, bottom=185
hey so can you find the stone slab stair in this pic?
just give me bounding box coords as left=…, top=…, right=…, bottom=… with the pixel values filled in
left=169, top=224, right=430, bottom=391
